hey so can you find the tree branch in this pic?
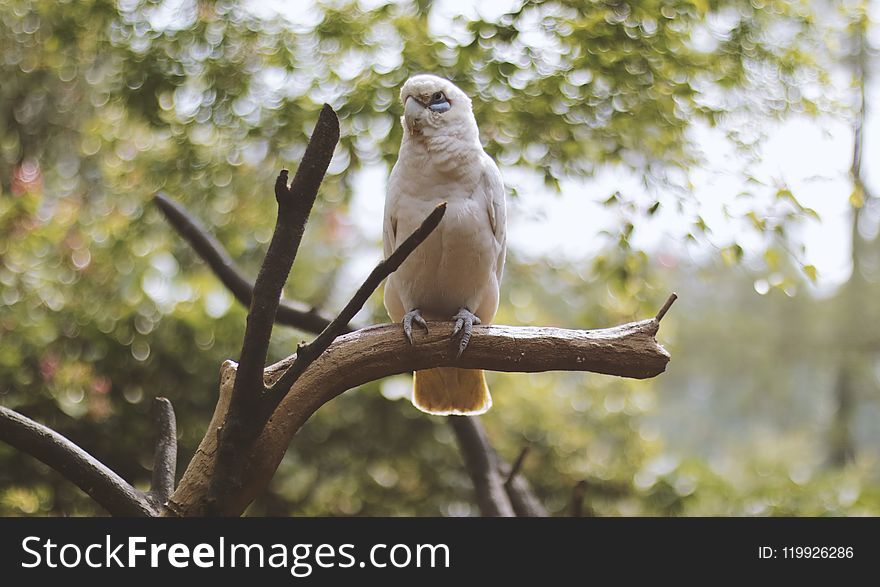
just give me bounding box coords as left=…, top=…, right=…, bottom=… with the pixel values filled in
left=234, top=104, right=340, bottom=408
left=202, top=105, right=339, bottom=515
left=152, top=105, right=675, bottom=517
left=153, top=192, right=341, bottom=334
left=0, top=406, right=155, bottom=517
left=169, top=297, right=674, bottom=516
left=570, top=480, right=588, bottom=517
left=155, top=186, right=532, bottom=517
left=504, top=446, right=530, bottom=487
left=147, top=397, right=177, bottom=508
left=503, top=469, right=549, bottom=517
left=449, top=416, right=515, bottom=517
left=268, top=202, right=447, bottom=405
left=497, top=445, right=547, bottom=516
left=655, top=292, right=677, bottom=322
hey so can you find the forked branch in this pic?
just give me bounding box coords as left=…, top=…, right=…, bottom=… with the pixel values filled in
left=170, top=295, right=675, bottom=516
left=0, top=406, right=158, bottom=516
left=155, top=190, right=533, bottom=517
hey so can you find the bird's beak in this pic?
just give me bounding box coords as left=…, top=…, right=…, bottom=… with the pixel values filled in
left=404, top=95, right=426, bottom=131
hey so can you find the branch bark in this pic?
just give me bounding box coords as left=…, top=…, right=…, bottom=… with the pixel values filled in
left=204, top=106, right=340, bottom=514
left=449, top=416, right=515, bottom=517
left=503, top=468, right=549, bottom=517
left=504, top=446, right=529, bottom=487
left=155, top=190, right=544, bottom=518
left=233, top=104, right=340, bottom=413
left=498, top=445, right=548, bottom=516
left=153, top=105, right=676, bottom=518
left=0, top=406, right=155, bottom=517
left=169, top=307, right=673, bottom=516
left=147, top=397, right=177, bottom=508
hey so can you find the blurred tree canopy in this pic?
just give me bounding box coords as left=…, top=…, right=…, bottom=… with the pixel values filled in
left=1, top=0, right=878, bottom=516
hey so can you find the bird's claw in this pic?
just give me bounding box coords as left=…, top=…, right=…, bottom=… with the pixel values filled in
left=451, top=308, right=480, bottom=359
left=402, top=309, right=429, bottom=344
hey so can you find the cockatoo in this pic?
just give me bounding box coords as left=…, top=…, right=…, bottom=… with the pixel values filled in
left=383, top=74, right=507, bottom=415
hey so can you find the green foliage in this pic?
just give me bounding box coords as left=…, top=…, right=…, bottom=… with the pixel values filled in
left=1, top=0, right=875, bottom=516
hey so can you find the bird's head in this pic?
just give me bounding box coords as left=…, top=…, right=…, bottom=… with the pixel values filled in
left=399, top=74, right=475, bottom=138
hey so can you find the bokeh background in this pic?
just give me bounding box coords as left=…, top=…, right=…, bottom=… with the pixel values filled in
left=1, top=0, right=878, bottom=516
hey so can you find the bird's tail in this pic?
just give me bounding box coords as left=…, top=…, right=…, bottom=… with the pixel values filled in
left=412, top=367, right=492, bottom=416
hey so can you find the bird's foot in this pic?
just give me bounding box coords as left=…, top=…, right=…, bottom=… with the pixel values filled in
left=451, top=308, right=481, bottom=359
left=402, top=309, right=429, bottom=344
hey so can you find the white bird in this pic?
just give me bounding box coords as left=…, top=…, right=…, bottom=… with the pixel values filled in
left=383, top=74, right=507, bottom=415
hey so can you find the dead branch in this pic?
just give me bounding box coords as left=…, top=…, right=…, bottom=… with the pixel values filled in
left=146, top=397, right=177, bottom=508
left=655, top=293, right=678, bottom=322
left=2, top=93, right=680, bottom=519
left=0, top=406, right=155, bottom=516
left=156, top=189, right=537, bottom=518
left=204, top=106, right=340, bottom=514
left=232, top=104, right=340, bottom=418
left=449, top=416, right=515, bottom=517
left=503, top=468, right=549, bottom=517
left=169, top=299, right=674, bottom=516
left=504, top=446, right=530, bottom=487
left=497, top=445, right=547, bottom=516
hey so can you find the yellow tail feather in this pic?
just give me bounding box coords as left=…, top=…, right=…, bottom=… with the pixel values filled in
left=412, top=367, right=492, bottom=416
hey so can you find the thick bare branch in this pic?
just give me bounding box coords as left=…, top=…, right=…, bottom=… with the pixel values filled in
left=0, top=406, right=155, bottom=517
left=203, top=105, right=339, bottom=514
left=449, top=416, right=515, bottom=517
left=153, top=192, right=341, bottom=334
left=268, top=202, right=448, bottom=404
left=156, top=186, right=527, bottom=517
left=170, top=302, right=674, bottom=516
left=147, top=397, right=177, bottom=508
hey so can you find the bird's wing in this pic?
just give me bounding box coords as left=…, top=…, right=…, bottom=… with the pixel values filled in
left=480, top=153, right=507, bottom=282
left=382, top=165, right=405, bottom=322
left=382, top=204, right=397, bottom=259
left=383, top=167, right=401, bottom=258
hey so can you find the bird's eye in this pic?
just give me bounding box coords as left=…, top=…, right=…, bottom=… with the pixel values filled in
left=428, top=91, right=451, bottom=112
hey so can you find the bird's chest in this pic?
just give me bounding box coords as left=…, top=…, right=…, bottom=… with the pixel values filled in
left=400, top=162, right=480, bottom=204
left=393, top=198, right=496, bottom=317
